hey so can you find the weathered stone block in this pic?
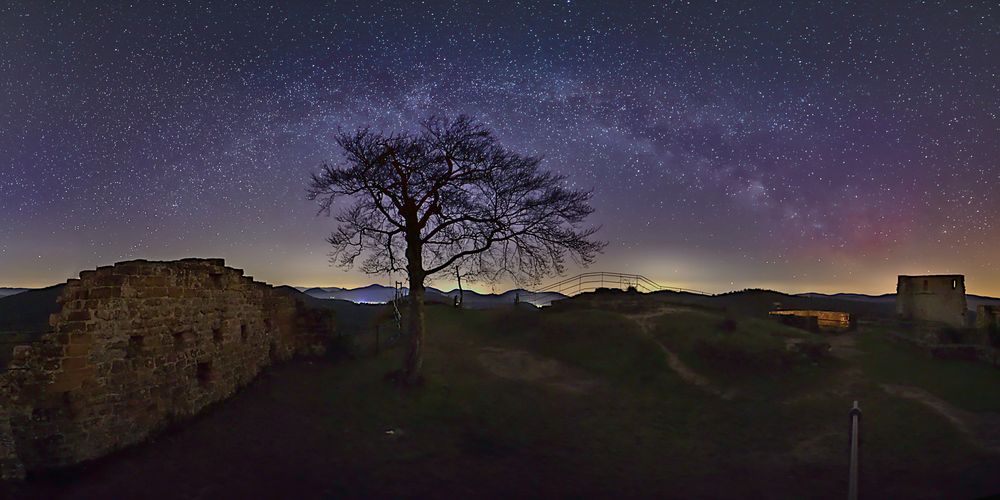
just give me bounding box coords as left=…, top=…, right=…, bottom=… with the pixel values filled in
left=95, top=275, right=127, bottom=287
left=69, top=333, right=93, bottom=345
left=89, top=287, right=121, bottom=300
left=0, top=409, right=25, bottom=481
left=47, top=374, right=84, bottom=393
left=63, top=343, right=91, bottom=357
left=59, top=322, right=86, bottom=334
left=65, top=310, right=91, bottom=322
left=60, top=357, right=91, bottom=372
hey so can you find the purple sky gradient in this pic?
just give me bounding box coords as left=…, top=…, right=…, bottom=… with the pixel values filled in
left=2, top=1, right=998, bottom=295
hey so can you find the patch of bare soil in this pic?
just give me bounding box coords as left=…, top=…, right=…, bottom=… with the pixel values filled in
left=781, top=366, right=866, bottom=410
left=782, top=333, right=866, bottom=406
left=827, top=332, right=863, bottom=360
left=789, top=430, right=842, bottom=464
left=881, top=384, right=1000, bottom=453
left=626, top=307, right=734, bottom=399
left=476, top=347, right=602, bottom=394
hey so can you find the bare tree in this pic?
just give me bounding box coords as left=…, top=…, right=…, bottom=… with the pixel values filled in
left=308, top=115, right=604, bottom=384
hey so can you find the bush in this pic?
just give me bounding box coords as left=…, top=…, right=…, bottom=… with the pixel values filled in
left=326, top=333, right=361, bottom=360
left=717, top=318, right=738, bottom=333
left=988, top=325, right=1000, bottom=349
left=490, top=308, right=541, bottom=333
left=930, top=345, right=980, bottom=361
left=936, top=326, right=977, bottom=345
left=609, top=300, right=656, bottom=314
left=694, top=334, right=794, bottom=369
left=793, top=340, right=832, bottom=362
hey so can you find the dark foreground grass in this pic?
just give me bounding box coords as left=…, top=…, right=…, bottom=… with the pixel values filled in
left=855, top=326, right=1000, bottom=413
left=6, top=305, right=1000, bottom=499
left=650, top=310, right=842, bottom=398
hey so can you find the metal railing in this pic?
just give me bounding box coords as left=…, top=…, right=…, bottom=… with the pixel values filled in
left=848, top=400, right=862, bottom=500
left=533, top=272, right=708, bottom=297
left=392, top=281, right=406, bottom=331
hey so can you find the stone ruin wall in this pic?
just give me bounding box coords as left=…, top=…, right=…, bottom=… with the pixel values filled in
left=896, top=275, right=967, bottom=327
left=0, top=259, right=335, bottom=479
left=978, top=305, right=1000, bottom=331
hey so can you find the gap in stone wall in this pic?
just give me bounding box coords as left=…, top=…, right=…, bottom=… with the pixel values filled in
left=127, top=336, right=144, bottom=358
left=173, top=331, right=190, bottom=349
left=196, top=361, right=214, bottom=387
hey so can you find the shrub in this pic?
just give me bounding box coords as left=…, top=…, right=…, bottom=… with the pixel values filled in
left=609, top=300, right=655, bottom=314
left=717, top=318, right=738, bottom=333
left=326, top=333, right=361, bottom=360
left=793, top=340, right=831, bottom=362
left=930, top=345, right=980, bottom=361
left=988, top=325, right=1000, bottom=349
left=491, top=308, right=541, bottom=333
left=693, top=334, right=794, bottom=370
left=936, top=326, right=977, bottom=344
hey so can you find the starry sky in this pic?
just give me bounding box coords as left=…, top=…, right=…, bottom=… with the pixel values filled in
left=2, top=1, right=999, bottom=296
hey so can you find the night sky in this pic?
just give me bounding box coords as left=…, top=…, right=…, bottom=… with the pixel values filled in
left=2, top=1, right=998, bottom=295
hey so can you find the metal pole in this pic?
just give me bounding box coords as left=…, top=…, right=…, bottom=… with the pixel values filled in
left=375, top=326, right=380, bottom=356
left=848, top=400, right=862, bottom=500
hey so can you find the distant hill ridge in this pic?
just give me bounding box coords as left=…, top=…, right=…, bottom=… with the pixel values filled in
left=5, top=283, right=999, bottom=312
left=0, top=284, right=65, bottom=332
left=297, top=284, right=567, bottom=308
left=799, top=291, right=1000, bottom=311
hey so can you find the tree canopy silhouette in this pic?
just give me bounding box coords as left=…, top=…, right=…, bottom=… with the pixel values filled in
left=308, top=115, right=604, bottom=384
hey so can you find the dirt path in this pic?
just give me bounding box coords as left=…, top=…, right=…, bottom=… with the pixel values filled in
left=477, top=347, right=603, bottom=394
left=791, top=330, right=1000, bottom=454
left=626, top=308, right=733, bottom=399
left=880, top=384, right=1000, bottom=454
left=826, top=332, right=863, bottom=360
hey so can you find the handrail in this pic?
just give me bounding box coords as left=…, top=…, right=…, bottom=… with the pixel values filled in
left=533, top=271, right=708, bottom=297
left=848, top=401, right=862, bottom=500
left=392, top=281, right=406, bottom=332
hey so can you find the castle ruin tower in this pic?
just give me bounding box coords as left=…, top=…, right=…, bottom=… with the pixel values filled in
left=896, top=275, right=967, bottom=327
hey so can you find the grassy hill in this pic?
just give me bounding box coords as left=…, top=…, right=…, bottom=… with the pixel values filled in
left=276, top=286, right=385, bottom=336
left=0, top=288, right=31, bottom=298
left=0, top=284, right=64, bottom=333
left=8, top=296, right=1000, bottom=499
left=0, top=284, right=64, bottom=368
left=652, top=288, right=897, bottom=318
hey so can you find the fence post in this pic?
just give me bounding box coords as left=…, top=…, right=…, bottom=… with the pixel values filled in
left=848, top=400, right=862, bottom=500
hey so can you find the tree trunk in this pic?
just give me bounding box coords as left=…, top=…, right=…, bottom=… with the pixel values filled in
left=402, top=215, right=425, bottom=386
left=403, top=273, right=425, bottom=385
